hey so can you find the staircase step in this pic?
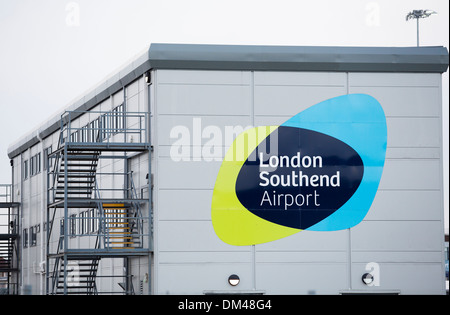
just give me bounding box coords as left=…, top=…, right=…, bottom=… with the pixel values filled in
left=59, top=169, right=97, bottom=173
left=61, top=181, right=95, bottom=184
left=60, top=262, right=98, bottom=267
left=109, top=248, right=137, bottom=250
left=56, top=186, right=94, bottom=190
left=61, top=163, right=97, bottom=167
left=64, top=156, right=99, bottom=159
left=56, top=285, right=95, bottom=290
left=54, top=197, right=94, bottom=201
left=103, top=203, right=125, bottom=208
left=63, top=151, right=98, bottom=154
left=108, top=241, right=135, bottom=245
left=55, top=191, right=92, bottom=195
left=59, top=174, right=96, bottom=178
left=57, top=274, right=97, bottom=279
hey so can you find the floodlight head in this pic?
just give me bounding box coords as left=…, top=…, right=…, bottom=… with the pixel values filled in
left=423, top=10, right=437, bottom=17
left=406, top=9, right=437, bottom=21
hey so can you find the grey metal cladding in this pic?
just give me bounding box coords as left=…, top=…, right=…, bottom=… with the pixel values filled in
left=6, top=43, right=449, bottom=158
left=147, top=44, right=449, bottom=73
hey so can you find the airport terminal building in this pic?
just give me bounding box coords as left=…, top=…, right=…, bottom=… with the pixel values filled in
left=1, top=43, right=449, bottom=295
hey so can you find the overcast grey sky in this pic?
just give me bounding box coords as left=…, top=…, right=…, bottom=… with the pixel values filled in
left=0, top=0, right=448, bottom=227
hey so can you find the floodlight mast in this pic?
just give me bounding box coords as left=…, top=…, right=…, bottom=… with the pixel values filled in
left=406, top=10, right=437, bottom=47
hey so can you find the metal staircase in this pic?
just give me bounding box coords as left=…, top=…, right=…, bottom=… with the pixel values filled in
left=0, top=238, right=14, bottom=268
left=102, top=203, right=142, bottom=249
left=54, top=150, right=100, bottom=201
left=53, top=257, right=100, bottom=295
left=0, top=235, right=19, bottom=295
left=46, top=108, right=151, bottom=295
left=0, top=184, right=19, bottom=295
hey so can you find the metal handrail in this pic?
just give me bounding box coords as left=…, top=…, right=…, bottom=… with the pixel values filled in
left=0, top=184, right=12, bottom=203
left=61, top=109, right=149, bottom=145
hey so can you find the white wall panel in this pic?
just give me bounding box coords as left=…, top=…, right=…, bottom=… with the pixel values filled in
left=158, top=159, right=221, bottom=190
left=157, top=85, right=251, bottom=116
left=255, top=71, right=346, bottom=86
left=254, top=71, right=346, bottom=117
left=350, top=263, right=443, bottom=294
left=256, top=229, right=348, bottom=252
left=156, top=115, right=253, bottom=146
left=153, top=69, right=445, bottom=295
left=349, top=86, right=440, bottom=117
left=254, top=85, right=346, bottom=116
left=386, top=117, right=441, bottom=148
left=351, top=221, right=442, bottom=251
left=158, top=189, right=213, bottom=221
left=367, top=190, right=442, bottom=221
left=257, top=263, right=348, bottom=294
left=349, top=73, right=440, bottom=87
left=158, top=263, right=253, bottom=294
left=157, top=69, right=251, bottom=85
left=379, top=159, right=441, bottom=190
left=158, top=221, right=248, bottom=253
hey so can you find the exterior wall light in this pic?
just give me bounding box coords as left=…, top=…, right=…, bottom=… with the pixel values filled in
left=228, top=274, right=240, bottom=286
left=145, top=71, right=152, bottom=85
left=362, top=273, right=374, bottom=285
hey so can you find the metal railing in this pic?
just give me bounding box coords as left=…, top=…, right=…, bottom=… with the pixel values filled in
left=47, top=171, right=142, bottom=204
left=1, top=185, right=18, bottom=235
left=59, top=109, right=149, bottom=146
left=61, top=213, right=148, bottom=250
left=0, top=184, right=12, bottom=203
left=50, top=174, right=148, bottom=252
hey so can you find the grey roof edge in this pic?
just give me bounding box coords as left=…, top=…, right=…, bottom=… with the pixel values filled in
left=7, top=43, right=449, bottom=159
left=148, top=43, right=449, bottom=73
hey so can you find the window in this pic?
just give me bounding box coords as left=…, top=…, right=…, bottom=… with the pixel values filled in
left=90, top=209, right=96, bottom=233
left=112, top=104, right=124, bottom=134
left=43, top=220, right=53, bottom=232
left=23, top=160, right=28, bottom=180
left=90, top=120, right=97, bottom=142
left=59, top=220, right=64, bottom=250
left=92, top=209, right=99, bottom=233
left=70, top=214, right=77, bottom=238
left=30, top=153, right=41, bottom=177
left=84, top=211, right=90, bottom=235
left=68, top=104, right=125, bottom=145
left=100, top=114, right=107, bottom=141
left=23, top=228, right=28, bottom=248
left=80, top=211, right=85, bottom=235
left=30, top=155, right=36, bottom=176
left=30, top=156, right=34, bottom=176
left=30, top=225, right=38, bottom=247
left=37, top=153, right=41, bottom=174
left=81, top=126, right=88, bottom=142
left=44, top=146, right=52, bottom=171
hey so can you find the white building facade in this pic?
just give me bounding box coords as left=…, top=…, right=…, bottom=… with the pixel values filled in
left=5, top=44, right=449, bottom=295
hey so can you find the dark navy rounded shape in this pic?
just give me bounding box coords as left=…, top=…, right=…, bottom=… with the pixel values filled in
left=235, top=126, right=364, bottom=230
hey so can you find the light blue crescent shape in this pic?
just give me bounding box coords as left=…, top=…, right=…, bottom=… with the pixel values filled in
left=282, top=94, right=387, bottom=231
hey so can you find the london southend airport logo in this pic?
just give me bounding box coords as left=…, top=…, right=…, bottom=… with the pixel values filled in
left=170, top=94, right=387, bottom=246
